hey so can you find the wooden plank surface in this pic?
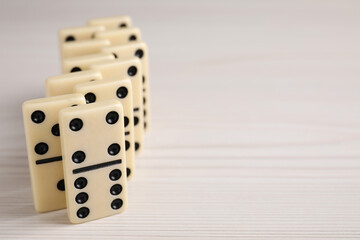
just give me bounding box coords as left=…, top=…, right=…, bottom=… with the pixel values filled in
left=0, top=0, right=360, bottom=239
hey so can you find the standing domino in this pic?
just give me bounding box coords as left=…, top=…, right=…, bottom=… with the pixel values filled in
left=58, top=25, right=105, bottom=44
left=59, top=26, right=106, bottom=59
left=22, top=94, right=86, bottom=212
left=90, top=59, right=144, bottom=153
left=88, top=16, right=132, bottom=30
left=74, top=78, right=136, bottom=179
left=62, top=53, right=115, bottom=73
left=46, top=70, right=103, bottom=97
left=102, top=42, right=150, bottom=131
left=59, top=100, right=128, bottom=223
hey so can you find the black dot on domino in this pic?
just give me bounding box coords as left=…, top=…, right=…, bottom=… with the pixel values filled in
left=112, top=53, right=118, bottom=58
left=125, top=141, right=130, bottom=151
left=31, top=110, right=45, bottom=124
left=77, top=207, right=90, bottom=218
left=144, top=122, right=147, bottom=129
left=126, top=168, right=131, bottom=177
left=135, top=142, right=140, bottom=151
left=144, top=110, right=147, bottom=117
left=108, top=143, right=120, bottom=156
left=143, top=97, right=146, bottom=104
left=124, top=116, right=129, bottom=127
left=111, top=199, right=123, bottom=210
left=75, top=192, right=89, bottom=204
left=110, top=184, right=122, bottom=195
left=129, top=35, right=136, bottom=41
left=74, top=177, right=87, bottom=189
left=135, top=49, right=144, bottom=59
left=51, top=124, right=60, bottom=136
left=133, top=116, right=139, bottom=126
left=142, top=76, right=145, bottom=83
left=69, top=118, right=83, bottom=131
left=119, top=23, right=127, bottom=28
left=34, top=142, right=48, bottom=155
left=109, top=169, right=121, bottom=181
left=85, top=92, right=96, bottom=104
left=106, top=111, right=119, bottom=124
left=65, top=35, right=75, bottom=42
left=72, top=151, right=86, bottom=164
left=116, top=87, right=128, bottom=98
left=57, top=179, right=65, bottom=191
left=127, top=66, right=137, bottom=76
left=71, top=67, right=82, bottom=73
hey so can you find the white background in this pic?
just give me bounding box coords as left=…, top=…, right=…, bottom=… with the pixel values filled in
left=0, top=0, right=360, bottom=239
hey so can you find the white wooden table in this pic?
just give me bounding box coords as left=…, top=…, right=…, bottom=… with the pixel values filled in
left=0, top=0, right=360, bottom=239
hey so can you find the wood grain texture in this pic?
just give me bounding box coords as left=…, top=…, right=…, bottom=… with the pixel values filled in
left=1, top=0, right=360, bottom=239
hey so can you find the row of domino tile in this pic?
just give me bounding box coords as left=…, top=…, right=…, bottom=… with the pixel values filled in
left=22, top=16, right=150, bottom=224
